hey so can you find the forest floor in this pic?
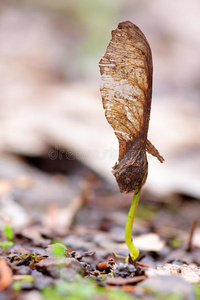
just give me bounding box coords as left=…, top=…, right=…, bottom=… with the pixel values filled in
left=0, top=155, right=200, bottom=300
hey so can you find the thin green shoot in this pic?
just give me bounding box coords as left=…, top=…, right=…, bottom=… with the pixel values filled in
left=125, top=189, right=141, bottom=260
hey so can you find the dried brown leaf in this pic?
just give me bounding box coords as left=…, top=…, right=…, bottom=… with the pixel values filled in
left=99, top=21, right=164, bottom=193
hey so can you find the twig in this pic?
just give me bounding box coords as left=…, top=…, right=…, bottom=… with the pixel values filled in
left=136, top=261, right=150, bottom=268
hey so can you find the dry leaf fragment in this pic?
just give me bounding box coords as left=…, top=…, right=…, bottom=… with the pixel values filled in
left=0, top=258, right=12, bottom=291
left=107, top=275, right=147, bottom=285
left=99, top=21, right=164, bottom=193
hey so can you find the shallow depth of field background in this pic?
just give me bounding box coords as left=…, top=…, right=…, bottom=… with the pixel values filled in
left=0, top=0, right=200, bottom=228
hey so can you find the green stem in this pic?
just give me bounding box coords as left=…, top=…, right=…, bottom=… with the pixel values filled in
left=125, top=189, right=141, bottom=260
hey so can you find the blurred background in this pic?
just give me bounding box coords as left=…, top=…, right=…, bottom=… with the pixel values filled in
left=0, top=0, right=199, bottom=233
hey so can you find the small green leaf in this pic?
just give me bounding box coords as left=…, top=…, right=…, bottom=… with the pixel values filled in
left=3, top=223, right=14, bottom=241
left=49, top=243, right=67, bottom=258
left=12, top=276, right=34, bottom=292
left=194, top=283, right=200, bottom=300
left=170, top=238, right=182, bottom=248
left=0, top=241, right=13, bottom=251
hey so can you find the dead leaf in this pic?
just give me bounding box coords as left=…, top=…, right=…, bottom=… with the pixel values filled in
left=134, top=233, right=165, bottom=251
left=147, top=263, right=200, bottom=283
left=0, top=259, right=12, bottom=291
left=99, top=21, right=163, bottom=193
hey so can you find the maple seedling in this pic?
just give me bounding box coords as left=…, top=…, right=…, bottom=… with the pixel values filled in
left=99, top=21, right=164, bottom=260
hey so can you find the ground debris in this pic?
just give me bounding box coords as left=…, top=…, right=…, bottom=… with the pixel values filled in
left=0, top=214, right=199, bottom=300
left=97, top=259, right=115, bottom=272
